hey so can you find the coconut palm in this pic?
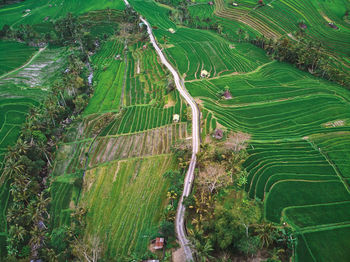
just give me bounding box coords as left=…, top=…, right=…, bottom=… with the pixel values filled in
left=255, top=223, right=275, bottom=248
left=36, top=140, right=52, bottom=167
left=9, top=224, right=27, bottom=242
left=190, top=237, right=214, bottom=262
left=1, top=158, right=25, bottom=183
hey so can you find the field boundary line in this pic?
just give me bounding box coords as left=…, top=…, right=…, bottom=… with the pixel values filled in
left=308, top=139, right=350, bottom=194
left=0, top=46, right=47, bottom=80
left=185, top=60, right=275, bottom=83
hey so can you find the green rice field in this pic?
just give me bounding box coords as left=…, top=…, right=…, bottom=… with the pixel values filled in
left=49, top=26, right=187, bottom=258
left=0, top=41, right=37, bottom=76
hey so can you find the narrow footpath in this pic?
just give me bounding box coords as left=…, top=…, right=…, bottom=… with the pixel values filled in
left=123, top=0, right=200, bottom=261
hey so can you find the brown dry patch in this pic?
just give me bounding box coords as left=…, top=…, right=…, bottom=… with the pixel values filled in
left=321, top=12, right=333, bottom=23
left=69, top=200, right=76, bottom=209
left=224, top=131, right=251, bottom=151
left=112, top=161, right=121, bottom=182
left=172, top=246, right=186, bottom=262
left=161, top=43, right=175, bottom=49
left=164, top=94, right=176, bottom=108
left=323, top=119, right=346, bottom=128
left=195, top=98, right=204, bottom=106
left=84, top=169, right=96, bottom=192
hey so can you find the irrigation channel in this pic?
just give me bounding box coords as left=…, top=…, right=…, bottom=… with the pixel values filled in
left=123, top=0, right=200, bottom=260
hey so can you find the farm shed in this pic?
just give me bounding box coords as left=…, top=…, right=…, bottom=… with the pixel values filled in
left=154, top=237, right=164, bottom=250
left=201, top=70, right=210, bottom=78
left=223, top=90, right=233, bottom=99
left=173, top=114, right=180, bottom=123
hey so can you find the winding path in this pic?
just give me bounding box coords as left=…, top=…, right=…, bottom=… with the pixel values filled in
left=123, top=1, right=200, bottom=260
left=0, top=46, right=47, bottom=80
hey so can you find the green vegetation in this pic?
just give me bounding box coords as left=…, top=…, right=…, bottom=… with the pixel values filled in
left=81, top=156, right=175, bottom=258
left=0, top=41, right=37, bottom=75
left=47, top=6, right=189, bottom=260
left=215, top=0, right=350, bottom=72
left=1, top=0, right=350, bottom=261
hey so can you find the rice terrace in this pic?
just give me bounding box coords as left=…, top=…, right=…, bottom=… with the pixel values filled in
left=0, top=0, right=350, bottom=261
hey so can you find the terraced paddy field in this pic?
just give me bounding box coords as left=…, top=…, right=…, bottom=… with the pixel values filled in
left=214, top=0, right=350, bottom=69
left=159, top=28, right=269, bottom=80
left=185, top=60, right=350, bottom=260
left=0, top=0, right=125, bottom=28
left=0, top=41, right=37, bottom=76
left=81, top=155, right=175, bottom=259
left=50, top=30, right=188, bottom=258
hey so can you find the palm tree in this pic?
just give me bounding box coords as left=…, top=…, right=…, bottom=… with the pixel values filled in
left=255, top=223, right=275, bottom=248
left=9, top=224, right=27, bottom=242
left=191, top=238, right=214, bottom=262
left=36, top=141, right=52, bottom=167
left=15, top=139, right=30, bottom=155
left=1, top=158, right=25, bottom=183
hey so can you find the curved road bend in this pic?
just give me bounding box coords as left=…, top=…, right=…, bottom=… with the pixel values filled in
left=123, top=1, right=200, bottom=260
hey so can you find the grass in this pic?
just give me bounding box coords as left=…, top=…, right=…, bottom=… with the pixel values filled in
left=184, top=43, right=350, bottom=260
left=0, top=41, right=37, bottom=76
left=159, top=28, right=269, bottom=80
left=265, top=180, right=350, bottom=223
left=49, top=19, right=187, bottom=258
left=81, top=155, right=175, bottom=259
left=301, top=225, right=350, bottom=262
left=214, top=0, right=350, bottom=71
left=0, top=0, right=125, bottom=28
left=284, top=201, right=350, bottom=230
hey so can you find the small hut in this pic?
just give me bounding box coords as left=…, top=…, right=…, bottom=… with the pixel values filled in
left=168, top=28, right=175, bottom=34
left=232, top=2, right=238, bottom=6
left=208, top=1, right=214, bottom=6
left=201, top=70, right=210, bottom=78
left=223, top=90, right=233, bottom=100
left=173, top=114, right=180, bottom=123
left=328, top=22, right=339, bottom=29
left=154, top=237, right=165, bottom=250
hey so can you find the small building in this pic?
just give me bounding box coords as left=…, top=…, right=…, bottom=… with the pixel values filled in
left=168, top=28, right=175, bottom=34
left=201, top=70, right=210, bottom=78
left=173, top=114, right=180, bottom=123
left=223, top=89, right=232, bottom=99
left=232, top=2, right=238, bottom=6
left=115, top=54, right=121, bottom=60
left=213, top=129, right=224, bottom=140
left=25, top=9, right=31, bottom=13
left=154, top=237, right=165, bottom=250
left=328, top=22, right=339, bottom=29
left=208, top=1, right=214, bottom=5
left=143, top=44, right=147, bottom=50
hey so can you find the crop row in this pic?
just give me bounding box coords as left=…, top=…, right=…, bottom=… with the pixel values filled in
left=102, top=100, right=186, bottom=136
left=159, top=27, right=268, bottom=80
left=0, top=41, right=37, bottom=76
left=81, top=155, right=175, bottom=258
left=0, top=0, right=126, bottom=29
left=214, top=0, right=350, bottom=64
left=296, top=224, right=350, bottom=262
left=89, top=122, right=187, bottom=166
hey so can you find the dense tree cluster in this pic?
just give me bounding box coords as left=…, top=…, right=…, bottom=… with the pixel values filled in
left=183, top=142, right=294, bottom=261
left=1, top=50, right=92, bottom=260
left=251, top=36, right=350, bottom=88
